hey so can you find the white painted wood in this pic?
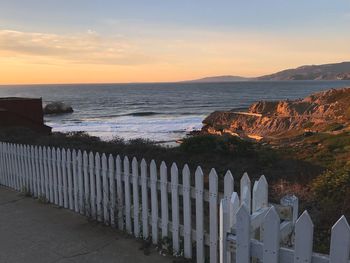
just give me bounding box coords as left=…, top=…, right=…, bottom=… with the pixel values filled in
left=61, top=148, right=68, bottom=208
left=263, top=207, right=280, bottom=263
left=57, top=148, right=63, bottom=207
left=124, top=156, right=132, bottom=233
left=108, top=154, right=116, bottom=227
left=116, top=155, right=124, bottom=230
left=89, top=151, right=96, bottom=219
left=132, top=157, right=140, bottom=237
left=219, top=199, right=229, bottom=263
left=83, top=151, right=90, bottom=216
left=294, top=211, right=313, bottom=263
left=77, top=150, right=84, bottom=214
left=95, top=152, right=103, bottom=222
left=253, top=175, right=268, bottom=212
left=38, top=146, right=44, bottom=196
left=52, top=148, right=58, bottom=204
left=24, top=146, right=30, bottom=191
left=224, top=170, right=234, bottom=201
left=182, top=164, right=192, bottom=258
left=72, top=149, right=79, bottom=213
left=47, top=147, right=53, bottom=203
left=102, top=153, right=109, bottom=225
left=66, top=149, right=74, bottom=210
left=236, top=205, right=250, bottom=263
left=43, top=147, right=49, bottom=200
left=160, top=161, right=168, bottom=238
left=141, top=158, right=149, bottom=239
left=330, top=216, right=350, bottom=263
left=240, top=172, right=251, bottom=213
left=230, top=192, right=240, bottom=228
left=150, top=160, right=158, bottom=244
left=209, top=168, right=219, bottom=263
left=171, top=163, right=180, bottom=254
left=35, top=146, right=40, bottom=197
left=195, top=166, right=204, bottom=263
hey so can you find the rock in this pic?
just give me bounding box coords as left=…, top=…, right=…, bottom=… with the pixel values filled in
left=202, top=87, right=350, bottom=141
left=43, top=102, right=73, bottom=115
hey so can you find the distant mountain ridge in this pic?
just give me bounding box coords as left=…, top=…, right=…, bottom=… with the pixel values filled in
left=187, top=61, right=350, bottom=82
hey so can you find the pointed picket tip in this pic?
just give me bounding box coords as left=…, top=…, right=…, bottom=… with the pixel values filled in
left=195, top=166, right=203, bottom=176
left=332, top=215, right=350, bottom=233
left=171, top=162, right=178, bottom=173
left=123, top=155, right=129, bottom=163
left=132, top=157, right=138, bottom=165
left=241, top=172, right=250, bottom=184
left=225, top=170, right=233, bottom=177
left=231, top=192, right=240, bottom=206
left=264, top=206, right=280, bottom=222
left=182, top=164, right=190, bottom=174
left=77, top=149, right=82, bottom=158
left=83, top=150, right=87, bottom=157
left=150, top=159, right=156, bottom=167
left=259, top=174, right=268, bottom=185
left=237, top=204, right=250, bottom=218
left=209, top=168, right=218, bottom=178
left=102, top=153, right=107, bottom=160
left=224, top=170, right=233, bottom=182
left=140, top=158, right=147, bottom=166
left=108, top=154, right=114, bottom=163
left=160, top=161, right=167, bottom=169
left=72, top=148, right=76, bottom=155
left=296, top=210, right=314, bottom=228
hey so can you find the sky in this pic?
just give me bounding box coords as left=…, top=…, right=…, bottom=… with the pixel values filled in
left=0, top=0, right=349, bottom=84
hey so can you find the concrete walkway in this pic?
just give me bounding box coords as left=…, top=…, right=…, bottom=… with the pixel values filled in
left=0, top=187, right=173, bottom=263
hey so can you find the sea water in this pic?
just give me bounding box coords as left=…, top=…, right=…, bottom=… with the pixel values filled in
left=1, top=81, right=350, bottom=142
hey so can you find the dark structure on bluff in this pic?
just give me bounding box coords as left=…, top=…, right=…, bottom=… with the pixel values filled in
left=0, top=98, right=52, bottom=134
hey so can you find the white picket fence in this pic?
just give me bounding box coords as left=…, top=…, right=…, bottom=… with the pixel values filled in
left=219, top=193, right=350, bottom=263
left=0, top=142, right=297, bottom=262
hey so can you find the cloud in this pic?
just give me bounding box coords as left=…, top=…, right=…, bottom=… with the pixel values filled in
left=0, top=29, right=153, bottom=65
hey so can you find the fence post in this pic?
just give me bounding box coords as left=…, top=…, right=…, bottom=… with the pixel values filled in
left=150, top=160, right=159, bottom=244
left=141, top=158, right=149, bottom=239
left=132, top=157, right=140, bottom=237
left=171, top=163, right=180, bottom=254
left=109, top=154, right=116, bottom=228
left=160, top=161, right=168, bottom=239
left=182, top=164, right=192, bottom=258
left=209, top=168, right=219, bottom=263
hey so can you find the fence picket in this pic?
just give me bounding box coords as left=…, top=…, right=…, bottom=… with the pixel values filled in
left=262, top=207, right=280, bottom=263
left=141, top=158, right=149, bottom=238
left=67, top=149, right=74, bottom=210
left=43, top=147, right=49, bottom=200
left=35, top=146, right=40, bottom=197
left=182, top=164, right=192, bottom=258
left=219, top=199, right=229, bottom=263
left=294, top=211, right=313, bottom=263
left=160, top=161, right=168, bottom=238
left=102, top=153, right=109, bottom=225
left=171, top=163, right=180, bottom=254
left=62, top=149, right=68, bottom=208
left=52, top=148, right=58, bottom=205
left=224, top=170, right=234, bottom=201
left=116, top=155, right=124, bottom=230
left=95, top=152, right=103, bottom=222
left=329, top=216, right=350, bottom=263
left=132, top=157, right=140, bottom=237
left=38, top=146, right=44, bottom=197
left=77, top=150, right=84, bottom=214
left=240, top=173, right=251, bottom=213
left=72, top=149, right=79, bottom=212
left=108, top=154, right=116, bottom=228
left=150, top=160, right=158, bottom=244
left=236, top=205, right=250, bottom=263
left=47, top=147, right=53, bottom=203
left=89, top=152, right=96, bottom=219
left=57, top=148, right=63, bottom=207
left=252, top=175, right=268, bottom=212
left=83, top=151, right=90, bottom=216
left=195, top=166, right=204, bottom=263
left=124, top=156, right=132, bottom=233
left=209, top=168, right=219, bottom=263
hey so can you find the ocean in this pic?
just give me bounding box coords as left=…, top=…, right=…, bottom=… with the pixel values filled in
left=1, top=81, right=350, bottom=142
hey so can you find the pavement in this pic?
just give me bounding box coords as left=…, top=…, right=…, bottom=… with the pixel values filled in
left=0, top=186, right=173, bottom=263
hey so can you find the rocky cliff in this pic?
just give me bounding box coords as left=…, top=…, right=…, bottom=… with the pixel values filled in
left=202, top=88, right=350, bottom=140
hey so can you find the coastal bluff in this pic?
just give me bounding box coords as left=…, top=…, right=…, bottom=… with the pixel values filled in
left=202, top=87, right=350, bottom=140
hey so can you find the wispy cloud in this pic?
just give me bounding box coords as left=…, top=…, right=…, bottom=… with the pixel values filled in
left=0, top=29, right=153, bottom=65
